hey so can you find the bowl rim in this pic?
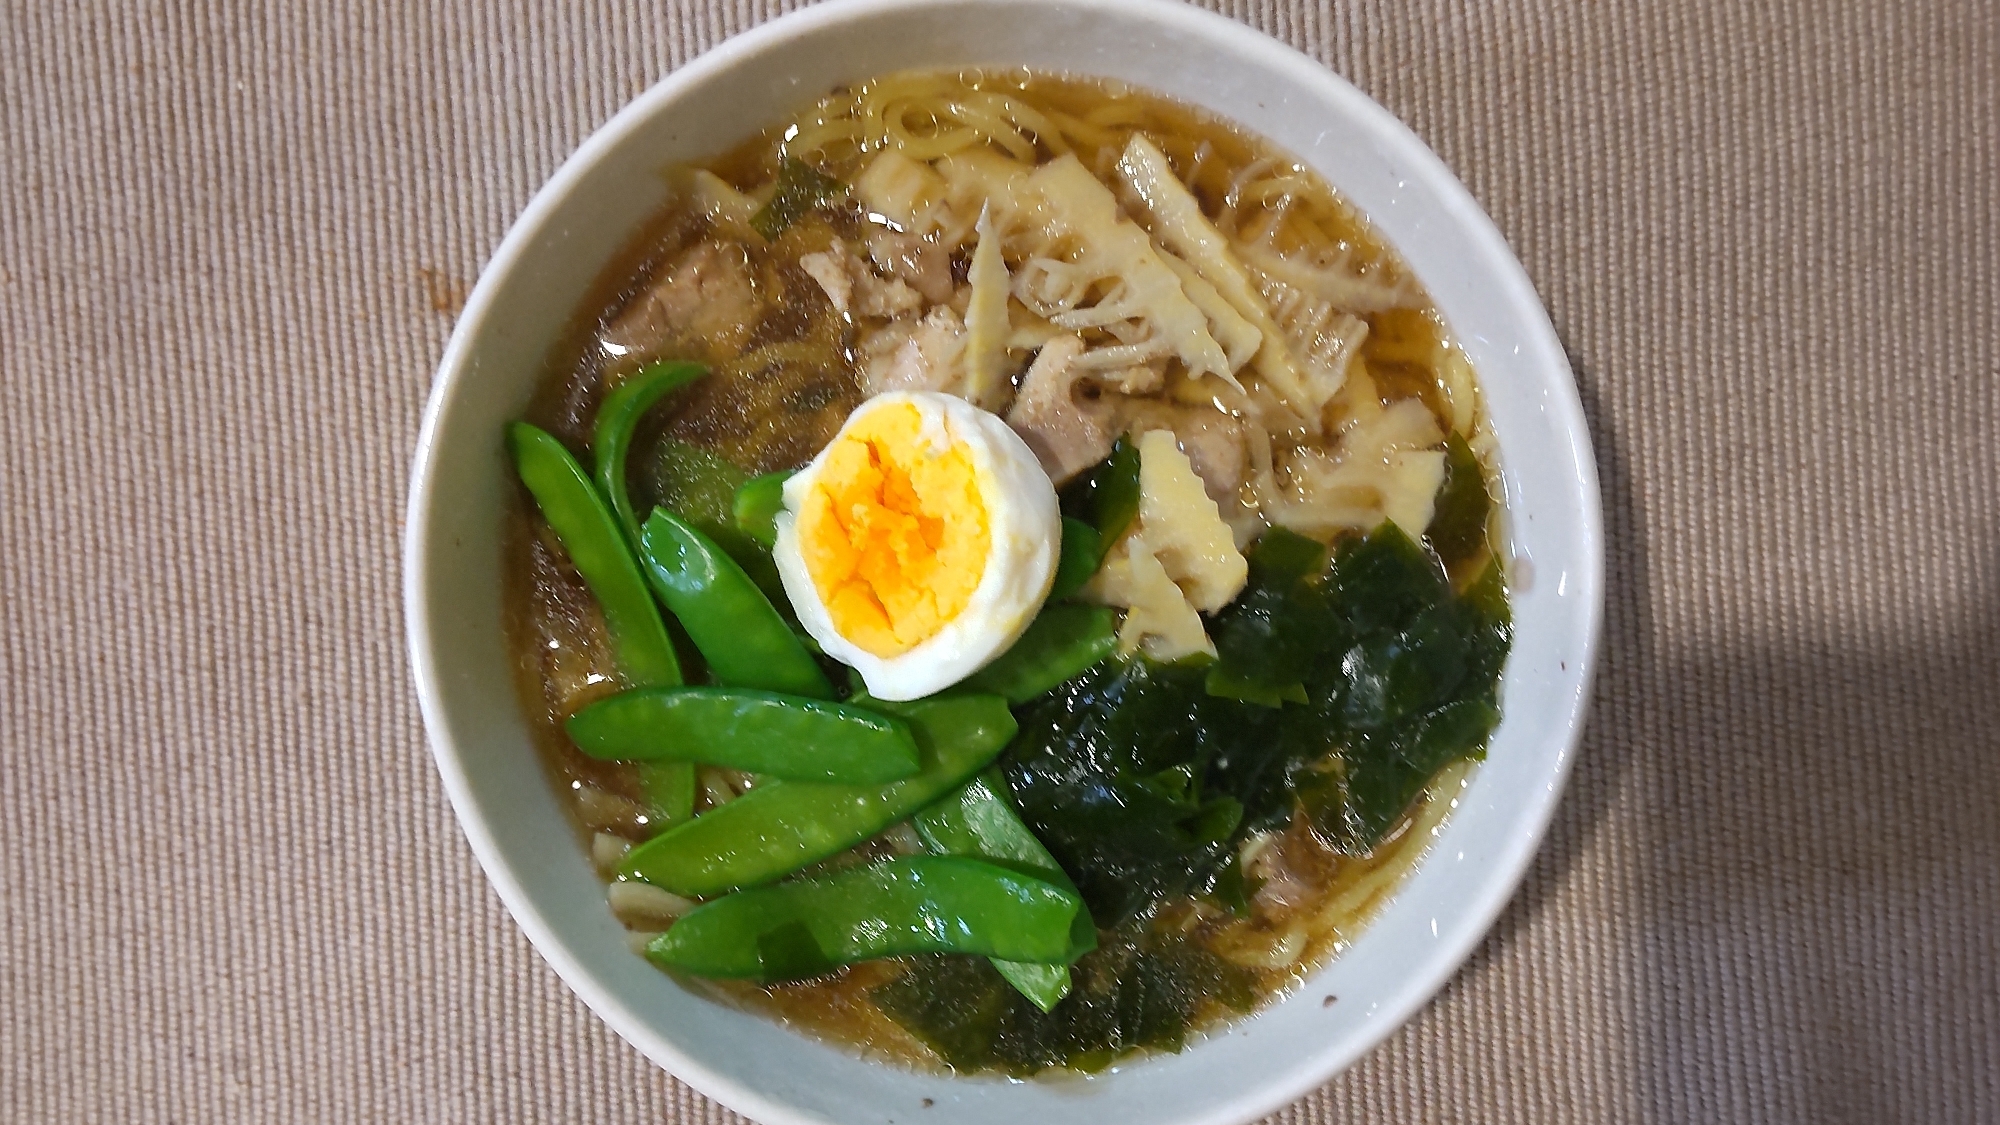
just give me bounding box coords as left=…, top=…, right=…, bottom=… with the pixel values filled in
left=404, top=0, right=1604, bottom=1120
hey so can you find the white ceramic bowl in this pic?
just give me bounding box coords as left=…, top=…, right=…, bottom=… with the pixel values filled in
left=404, top=1, right=1603, bottom=1121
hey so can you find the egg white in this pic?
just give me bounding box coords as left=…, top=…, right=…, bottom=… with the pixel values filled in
left=773, top=391, right=1060, bottom=701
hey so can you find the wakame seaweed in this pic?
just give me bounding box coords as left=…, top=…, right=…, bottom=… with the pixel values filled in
left=1000, top=523, right=1511, bottom=929
left=749, top=158, right=848, bottom=240
left=872, top=922, right=1257, bottom=1076
left=1425, top=433, right=1492, bottom=571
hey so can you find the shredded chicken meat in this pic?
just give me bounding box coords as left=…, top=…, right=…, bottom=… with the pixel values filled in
left=604, top=240, right=761, bottom=362
left=1004, top=335, right=1115, bottom=484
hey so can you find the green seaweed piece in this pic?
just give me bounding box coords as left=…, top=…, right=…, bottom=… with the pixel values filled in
left=1338, top=603, right=1471, bottom=731
left=1425, top=432, right=1491, bottom=568
left=871, top=923, right=1256, bottom=1076
left=1006, top=522, right=1513, bottom=929
left=1329, top=520, right=1447, bottom=634
left=1058, top=436, right=1141, bottom=549
left=1049, top=517, right=1103, bottom=602
left=1003, top=659, right=1255, bottom=924
left=750, top=158, right=848, bottom=240
left=1308, top=696, right=1502, bottom=850
left=1205, top=528, right=1336, bottom=707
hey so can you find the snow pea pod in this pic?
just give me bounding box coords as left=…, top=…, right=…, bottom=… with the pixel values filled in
left=585, top=364, right=714, bottom=822
left=732, top=471, right=792, bottom=550
left=1048, top=517, right=1103, bottom=601
left=508, top=422, right=681, bottom=688
left=649, top=439, right=788, bottom=605
left=965, top=603, right=1119, bottom=704
left=1060, top=435, right=1140, bottom=551
left=637, top=763, right=697, bottom=828
left=646, top=856, right=1084, bottom=983
left=566, top=686, right=918, bottom=784
left=618, top=693, right=1018, bottom=896
left=592, top=360, right=708, bottom=544
left=915, top=770, right=1097, bottom=1011
left=638, top=509, right=832, bottom=698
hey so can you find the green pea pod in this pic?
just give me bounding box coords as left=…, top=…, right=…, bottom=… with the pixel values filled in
left=650, top=439, right=788, bottom=605
left=566, top=686, right=919, bottom=784
left=1060, top=435, right=1140, bottom=549
left=733, top=471, right=792, bottom=550
left=966, top=603, right=1119, bottom=705
left=1093, top=436, right=1142, bottom=545
left=619, top=694, right=1018, bottom=896
left=915, top=770, right=1097, bottom=1011
left=591, top=360, right=708, bottom=544
left=508, top=422, right=681, bottom=688
left=583, top=364, right=707, bottom=827
left=1048, top=517, right=1103, bottom=601
left=637, top=763, right=696, bottom=826
left=638, top=509, right=832, bottom=698
left=646, top=856, right=1084, bottom=982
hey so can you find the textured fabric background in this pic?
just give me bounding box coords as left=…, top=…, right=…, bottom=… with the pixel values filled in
left=3, top=0, right=1995, bottom=1121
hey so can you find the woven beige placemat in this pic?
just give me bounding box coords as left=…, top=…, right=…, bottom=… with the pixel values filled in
left=3, top=1, right=1995, bottom=1121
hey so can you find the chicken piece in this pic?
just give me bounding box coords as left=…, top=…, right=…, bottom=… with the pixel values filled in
left=798, top=241, right=922, bottom=319
left=798, top=249, right=854, bottom=315
left=1244, top=830, right=1315, bottom=912
left=1117, top=399, right=1248, bottom=503
left=857, top=318, right=918, bottom=381
left=603, top=240, right=761, bottom=361
left=864, top=228, right=956, bottom=305
left=1004, top=334, right=1117, bottom=485
left=862, top=306, right=967, bottom=395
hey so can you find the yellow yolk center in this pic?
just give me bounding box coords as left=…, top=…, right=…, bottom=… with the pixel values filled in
left=796, top=402, right=991, bottom=657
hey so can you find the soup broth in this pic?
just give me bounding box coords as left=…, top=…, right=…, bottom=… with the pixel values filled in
left=502, top=68, right=1507, bottom=1075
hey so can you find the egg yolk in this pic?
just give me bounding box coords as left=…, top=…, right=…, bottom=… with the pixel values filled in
left=796, top=402, right=991, bottom=657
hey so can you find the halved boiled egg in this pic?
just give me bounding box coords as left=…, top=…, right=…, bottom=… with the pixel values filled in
left=773, top=391, right=1060, bottom=701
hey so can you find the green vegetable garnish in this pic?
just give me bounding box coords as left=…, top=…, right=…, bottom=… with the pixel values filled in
left=637, top=509, right=831, bottom=698
left=749, top=158, right=848, bottom=240
left=1059, top=435, right=1141, bottom=556
left=732, top=470, right=793, bottom=549
left=966, top=603, right=1118, bottom=705
left=618, top=693, right=1018, bottom=897
left=1006, top=521, right=1510, bottom=925
left=593, top=367, right=714, bottom=821
left=871, top=922, right=1256, bottom=1075
left=508, top=422, right=681, bottom=689
left=1048, top=517, right=1103, bottom=601
left=566, top=686, right=920, bottom=784
left=1204, top=527, right=1330, bottom=708
left=592, top=360, right=707, bottom=544
left=914, top=770, right=1097, bottom=1011
left=1424, top=432, right=1491, bottom=570
left=514, top=419, right=697, bottom=825
left=646, top=856, right=1085, bottom=983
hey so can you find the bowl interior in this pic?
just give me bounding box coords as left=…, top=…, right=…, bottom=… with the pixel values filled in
left=404, top=2, right=1602, bottom=1123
